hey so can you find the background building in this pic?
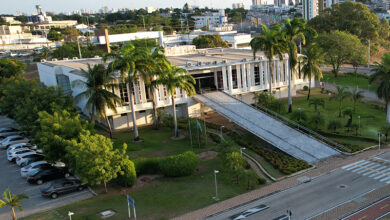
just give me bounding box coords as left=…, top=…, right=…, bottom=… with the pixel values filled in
left=191, top=9, right=228, bottom=29
left=232, top=3, right=245, bottom=9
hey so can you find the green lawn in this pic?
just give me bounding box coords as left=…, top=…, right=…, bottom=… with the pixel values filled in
left=284, top=88, right=385, bottom=148
left=321, top=72, right=378, bottom=92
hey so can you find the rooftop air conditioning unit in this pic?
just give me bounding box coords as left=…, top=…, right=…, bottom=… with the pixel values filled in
left=222, top=59, right=227, bottom=63
left=198, top=61, right=202, bottom=66
left=186, top=62, right=192, bottom=67
left=205, top=62, right=211, bottom=65
left=40, top=59, right=46, bottom=63
left=213, top=61, right=218, bottom=65
left=94, top=55, right=100, bottom=58
left=51, top=58, right=58, bottom=61
left=241, top=58, right=247, bottom=62
left=72, top=57, right=78, bottom=60
left=63, top=58, right=69, bottom=61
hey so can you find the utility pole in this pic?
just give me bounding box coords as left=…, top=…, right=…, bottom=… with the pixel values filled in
left=76, top=37, right=82, bottom=59
left=142, top=15, right=146, bottom=31
left=368, top=40, right=370, bottom=68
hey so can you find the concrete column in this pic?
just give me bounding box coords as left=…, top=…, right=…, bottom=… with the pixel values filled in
left=133, top=82, right=140, bottom=104
left=241, top=64, right=247, bottom=91
left=227, top=65, right=233, bottom=93
left=246, top=64, right=252, bottom=91
left=222, top=66, right=228, bottom=91
left=236, top=64, right=242, bottom=89
left=264, top=61, right=268, bottom=89
left=139, top=78, right=147, bottom=103
left=214, top=70, right=218, bottom=89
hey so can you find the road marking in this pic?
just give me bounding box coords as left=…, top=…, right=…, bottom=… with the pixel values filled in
left=342, top=160, right=367, bottom=169
left=345, top=161, right=371, bottom=170
left=380, top=176, right=390, bottom=182
left=380, top=204, right=389, bottom=209
left=373, top=157, right=390, bottom=164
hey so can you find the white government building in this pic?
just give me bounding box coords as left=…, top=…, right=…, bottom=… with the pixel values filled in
left=37, top=46, right=313, bottom=130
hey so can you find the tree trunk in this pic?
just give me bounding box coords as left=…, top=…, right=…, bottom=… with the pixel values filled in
left=268, top=59, right=273, bottom=93
left=11, top=207, right=16, bottom=220
left=172, top=96, right=178, bottom=137
left=150, top=87, right=159, bottom=130
left=288, top=67, right=293, bottom=113
left=105, top=115, right=112, bottom=139
left=387, top=102, right=390, bottom=125
left=339, top=102, right=342, bottom=117
left=128, top=83, right=139, bottom=141
left=307, top=77, right=311, bottom=100
left=104, top=180, right=108, bottom=193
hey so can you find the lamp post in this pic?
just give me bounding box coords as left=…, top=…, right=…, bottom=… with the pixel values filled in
left=220, top=125, right=224, bottom=138
left=68, top=211, right=74, bottom=220
left=378, top=132, right=384, bottom=151
left=213, top=170, right=219, bottom=201
left=357, top=116, right=361, bottom=136
left=240, top=147, right=246, bottom=156
left=298, top=107, right=302, bottom=130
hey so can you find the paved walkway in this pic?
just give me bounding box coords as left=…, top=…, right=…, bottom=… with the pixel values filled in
left=173, top=147, right=390, bottom=220
left=194, top=92, right=339, bottom=163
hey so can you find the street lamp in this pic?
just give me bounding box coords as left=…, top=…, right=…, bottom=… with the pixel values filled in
left=240, top=147, right=246, bottom=156
left=220, top=125, right=225, bottom=138
left=213, top=170, right=219, bottom=201
left=68, top=211, right=74, bottom=220
left=357, top=116, right=361, bottom=136
left=378, top=132, right=384, bottom=151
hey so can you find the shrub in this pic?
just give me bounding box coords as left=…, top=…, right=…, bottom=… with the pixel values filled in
left=116, top=158, right=137, bottom=187
left=133, top=157, right=162, bottom=175
left=303, top=85, right=309, bottom=91
left=160, top=151, right=199, bottom=177
left=239, top=170, right=259, bottom=190
left=209, top=132, right=222, bottom=144
left=327, top=120, right=342, bottom=132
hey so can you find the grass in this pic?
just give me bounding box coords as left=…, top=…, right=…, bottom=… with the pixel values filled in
left=23, top=127, right=261, bottom=220
left=321, top=72, right=379, bottom=92
left=284, top=88, right=385, bottom=148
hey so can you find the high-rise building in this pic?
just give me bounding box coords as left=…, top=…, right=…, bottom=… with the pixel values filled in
left=232, top=3, right=245, bottom=9
left=252, top=0, right=261, bottom=6
left=303, top=0, right=319, bottom=20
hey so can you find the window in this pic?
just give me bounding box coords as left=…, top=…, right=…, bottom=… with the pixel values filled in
left=217, top=71, right=223, bottom=89
left=56, top=74, right=71, bottom=95
left=119, top=84, right=129, bottom=104
left=232, top=69, right=238, bottom=89
left=254, top=66, right=260, bottom=86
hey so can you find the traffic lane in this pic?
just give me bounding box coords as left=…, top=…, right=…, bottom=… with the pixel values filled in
left=344, top=197, right=390, bottom=220
left=208, top=168, right=386, bottom=220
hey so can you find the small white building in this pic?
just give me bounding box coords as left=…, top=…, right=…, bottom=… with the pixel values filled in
left=37, top=47, right=312, bottom=131
left=192, top=10, right=228, bottom=29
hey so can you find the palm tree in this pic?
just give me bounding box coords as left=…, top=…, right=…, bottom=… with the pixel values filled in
left=154, top=66, right=196, bottom=137
left=0, top=188, right=28, bottom=220
left=370, top=52, right=390, bottom=124
left=352, top=87, right=364, bottom=112
left=145, top=46, right=171, bottom=130
left=308, top=98, right=325, bottom=113
left=72, top=64, right=121, bottom=139
left=301, top=44, right=323, bottom=100
left=104, top=42, right=152, bottom=141
left=282, top=18, right=306, bottom=113
left=330, top=86, right=352, bottom=117
left=250, top=24, right=286, bottom=93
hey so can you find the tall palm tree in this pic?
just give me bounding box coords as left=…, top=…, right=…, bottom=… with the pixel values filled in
left=301, top=44, right=323, bottom=100
left=282, top=18, right=306, bottom=113
left=250, top=24, right=286, bottom=93
left=351, top=87, right=364, bottom=113
left=72, top=64, right=121, bottom=139
left=370, top=52, right=390, bottom=124
left=330, top=86, right=352, bottom=117
left=144, top=46, right=171, bottom=130
left=0, top=188, right=28, bottom=220
left=153, top=66, right=196, bottom=137
left=104, top=42, right=152, bottom=141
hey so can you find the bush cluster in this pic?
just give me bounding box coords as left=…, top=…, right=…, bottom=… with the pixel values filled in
left=134, top=151, right=199, bottom=177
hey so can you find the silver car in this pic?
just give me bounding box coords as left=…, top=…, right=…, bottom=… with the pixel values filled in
left=0, top=135, right=29, bottom=149
left=0, top=127, right=22, bottom=137
left=7, top=143, right=36, bottom=154
left=7, top=148, right=34, bottom=162
left=21, top=161, right=49, bottom=177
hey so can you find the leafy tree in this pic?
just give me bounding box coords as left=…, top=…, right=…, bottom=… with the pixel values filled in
left=153, top=66, right=196, bottom=137
left=62, top=27, right=80, bottom=41
left=163, top=26, right=174, bottom=35
left=327, top=120, right=342, bottom=132
left=51, top=42, right=104, bottom=59
left=342, top=108, right=354, bottom=129
left=40, top=47, right=51, bottom=60
left=253, top=91, right=275, bottom=107
left=290, top=109, right=308, bottom=122
left=72, top=64, right=121, bottom=138
left=34, top=110, right=94, bottom=162
left=0, top=188, right=28, bottom=220
left=239, top=170, right=259, bottom=190
left=268, top=99, right=287, bottom=114
left=316, top=31, right=364, bottom=78
left=67, top=132, right=128, bottom=192
left=108, top=24, right=138, bottom=34
left=47, top=29, right=63, bottom=41
left=192, top=35, right=229, bottom=49
left=330, top=86, right=351, bottom=117
left=201, top=26, right=209, bottom=31
left=351, top=87, right=364, bottom=112
left=369, top=52, right=390, bottom=124
left=104, top=42, right=152, bottom=141
left=308, top=98, right=325, bottom=112
left=250, top=24, right=286, bottom=93
left=225, top=152, right=246, bottom=184
left=0, top=58, right=26, bottom=79
left=309, top=114, right=325, bottom=130
left=282, top=18, right=306, bottom=113
left=380, top=125, right=390, bottom=141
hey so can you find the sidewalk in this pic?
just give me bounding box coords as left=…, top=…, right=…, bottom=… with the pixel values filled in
left=173, top=147, right=390, bottom=220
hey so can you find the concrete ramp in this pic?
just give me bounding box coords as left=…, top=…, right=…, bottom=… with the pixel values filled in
left=194, top=92, right=339, bottom=163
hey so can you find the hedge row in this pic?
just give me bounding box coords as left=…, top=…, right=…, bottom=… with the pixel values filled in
left=134, top=151, right=199, bottom=177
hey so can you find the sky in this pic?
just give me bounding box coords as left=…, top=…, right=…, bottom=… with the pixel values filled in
left=1, top=0, right=253, bottom=15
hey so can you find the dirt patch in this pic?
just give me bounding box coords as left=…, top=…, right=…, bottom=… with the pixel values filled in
left=197, top=150, right=218, bottom=160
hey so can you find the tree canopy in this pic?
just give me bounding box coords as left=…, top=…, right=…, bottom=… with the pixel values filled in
left=51, top=42, right=105, bottom=59
left=192, top=35, right=229, bottom=49
left=0, top=58, right=26, bottom=79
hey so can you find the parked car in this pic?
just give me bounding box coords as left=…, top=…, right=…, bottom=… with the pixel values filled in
left=27, top=167, right=70, bottom=185
left=40, top=178, right=85, bottom=199
left=16, top=152, right=42, bottom=166
left=24, top=161, right=66, bottom=177
left=0, top=127, right=22, bottom=136
left=21, top=161, right=50, bottom=177
left=0, top=135, right=29, bottom=149
left=7, top=148, right=33, bottom=162
left=7, top=143, right=36, bottom=153
left=18, top=154, right=45, bottom=167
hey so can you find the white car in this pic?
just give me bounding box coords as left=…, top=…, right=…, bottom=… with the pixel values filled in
left=16, top=152, right=39, bottom=166
left=0, top=127, right=22, bottom=136
left=0, top=135, right=29, bottom=149
left=21, top=161, right=49, bottom=177
left=7, top=148, right=34, bottom=162
left=7, top=143, right=36, bottom=154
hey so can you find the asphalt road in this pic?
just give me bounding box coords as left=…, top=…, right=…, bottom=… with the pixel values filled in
left=0, top=117, right=94, bottom=220
left=343, top=196, right=390, bottom=220
left=321, top=66, right=373, bottom=75
left=207, top=152, right=390, bottom=220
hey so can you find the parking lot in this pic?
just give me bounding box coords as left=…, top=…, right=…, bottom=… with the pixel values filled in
left=0, top=116, right=94, bottom=219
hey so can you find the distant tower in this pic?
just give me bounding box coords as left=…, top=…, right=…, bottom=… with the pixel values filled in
left=252, top=0, right=261, bottom=5
left=36, top=5, right=43, bottom=15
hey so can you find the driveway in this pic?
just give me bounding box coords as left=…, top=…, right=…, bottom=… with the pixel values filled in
left=0, top=117, right=94, bottom=220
